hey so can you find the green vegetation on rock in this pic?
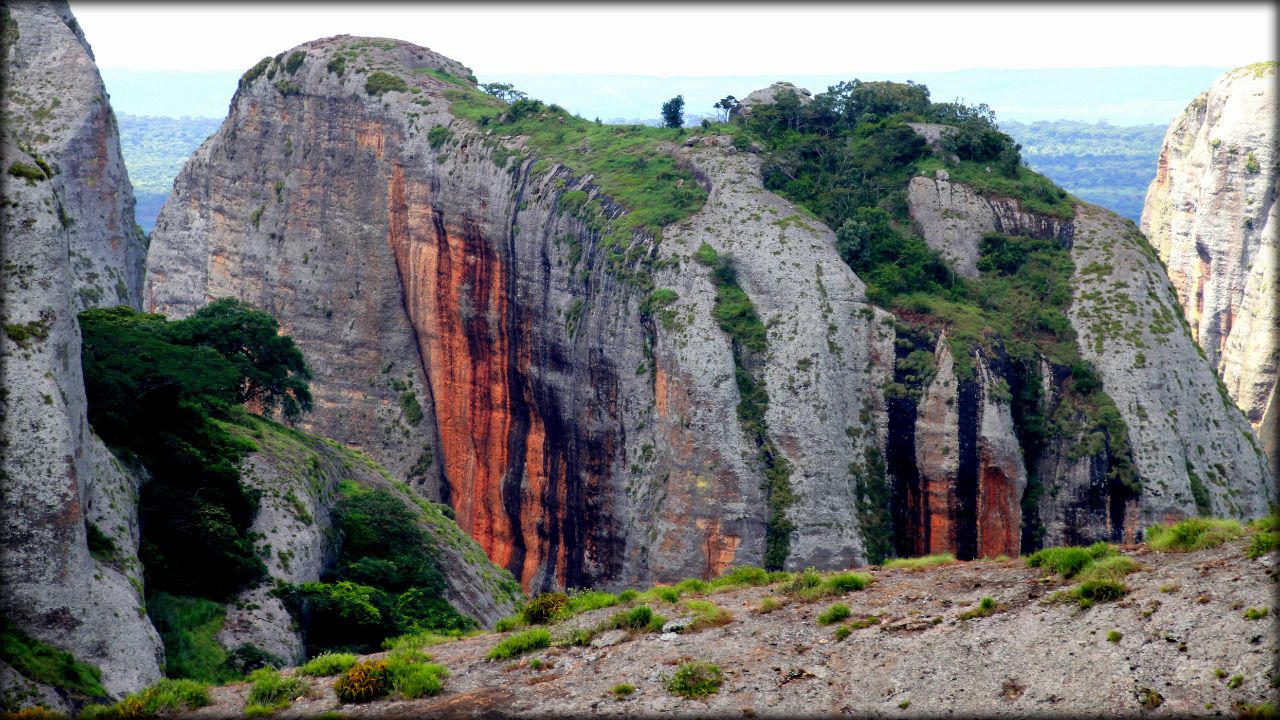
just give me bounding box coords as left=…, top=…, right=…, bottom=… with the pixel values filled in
left=0, top=619, right=107, bottom=701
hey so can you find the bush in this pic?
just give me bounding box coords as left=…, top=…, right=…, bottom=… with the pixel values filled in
left=825, top=572, right=873, bottom=593
left=84, top=679, right=211, bottom=719
left=1228, top=674, right=1244, bottom=690
left=612, top=682, right=636, bottom=698
left=667, top=660, right=723, bottom=698
left=8, top=161, right=47, bottom=182
left=387, top=659, right=448, bottom=699
left=881, top=554, right=956, bottom=571
left=298, top=652, right=357, bottom=677
left=959, top=596, right=996, bottom=620
left=834, top=625, right=852, bottom=642
left=427, top=125, right=453, bottom=150
left=757, top=596, right=781, bottom=614
left=617, top=589, right=638, bottom=603
left=284, top=51, right=305, bottom=74
left=1025, top=543, right=1114, bottom=578
left=1076, top=555, right=1141, bottom=584
left=246, top=667, right=307, bottom=709
left=333, top=660, right=389, bottom=703
left=1147, top=518, right=1243, bottom=552
left=817, top=603, right=852, bottom=625
left=521, top=592, right=569, bottom=624
left=486, top=628, right=550, bottom=661
left=1076, top=578, right=1127, bottom=605
left=145, top=593, right=234, bottom=684
left=365, top=71, right=408, bottom=95
left=494, top=615, right=524, bottom=632
left=1107, top=630, right=1122, bottom=643
left=610, top=605, right=665, bottom=632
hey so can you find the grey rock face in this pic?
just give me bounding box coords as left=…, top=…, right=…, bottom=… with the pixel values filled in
left=1, top=1, right=161, bottom=701
left=216, top=420, right=521, bottom=660
left=1141, top=62, right=1278, bottom=476
left=906, top=175, right=1074, bottom=278
left=1067, top=204, right=1274, bottom=523
left=2, top=1, right=146, bottom=311
left=1, top=133, right=163, bottom=699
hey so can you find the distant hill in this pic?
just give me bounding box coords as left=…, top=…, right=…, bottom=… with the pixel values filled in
left=999, top=120, right=1167, bottom=222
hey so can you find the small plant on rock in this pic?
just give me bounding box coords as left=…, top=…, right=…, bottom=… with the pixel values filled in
left=1244, top=607, right=1268, bottom=620
left=246, top=667, right=307, bottom=713
left=333, top=660, right=389, bottom=703
left=959, top=596, right=997, bottom=620
left=612, top=682, right=636, bottom=699
left=668, top=660, right=723, bottom=699
left=834, top=625, right=852, bottom=642
left=817, top=603, right=852, bottom=625
left=486, top=628, right=550, bottom=661
left=757, top=596, right=781, bottom=614
left=521, top=592, right=569, bottom=624
left=1107, top=630, right=1122, bottom=643
left=298, top=652, right=357, bottom=677
left=1228, top=674, right=1244, bottom=690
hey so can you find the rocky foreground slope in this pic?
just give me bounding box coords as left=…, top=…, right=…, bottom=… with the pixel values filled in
left=145, top=37, right=1274, bottom=594
left=1141, top=61, right=1278, bottom=474
left=184, top=538, right=1277, bottom=718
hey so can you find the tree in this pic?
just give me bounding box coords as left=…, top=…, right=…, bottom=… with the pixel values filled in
left=164, top=297, right=313, bottom=418
left=661, top=95, right=685, bottom=128
left=480, top=82, right=526, bottom=103
left=713, top=95, right=739, bottom=122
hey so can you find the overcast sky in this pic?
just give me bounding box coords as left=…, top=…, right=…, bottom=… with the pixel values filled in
left=72, top=2, right=1275, bottom=76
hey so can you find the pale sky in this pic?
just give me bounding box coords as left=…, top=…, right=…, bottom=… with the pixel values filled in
left=71, top=2, right=1276, bottom=76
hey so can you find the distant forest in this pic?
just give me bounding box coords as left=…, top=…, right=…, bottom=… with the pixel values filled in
left=117, top=114, right=222, bottom=232
left=999, top=120, right=1167, bottom=222
left=117, top=114, right=1165, bottom=232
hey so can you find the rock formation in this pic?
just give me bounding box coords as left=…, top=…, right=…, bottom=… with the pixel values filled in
left=214, top=418, right=520, bottom=665
left=1141, top=62, right=1278, bottom=475
left=1, top=1, right=162, bottom=702
left=146, top=38, right=1275, bottom=597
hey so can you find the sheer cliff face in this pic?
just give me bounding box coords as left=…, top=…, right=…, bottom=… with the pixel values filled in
left=1, top=1, right=146, bottom=311
left=1141, top=62, right=1278, bottom=474
left=906, top=163, right=1274, bottom=538
left=1, top=2, right=162, bottom=699
left=146, top=38, right=892, bottom=589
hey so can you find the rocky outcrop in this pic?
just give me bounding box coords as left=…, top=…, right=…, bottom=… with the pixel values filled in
left=1, top=1, right=162, bottom=702
left=730, top=81, right=812, bottom=121
left=907, top=174, right=1074, bottom=278
left=214, top=418, right=521, bottom=663
left=1141, top=62, right=1278, bottom=474
left=145, top=39, right=889, bottom=590
left=897, top=337, right=1026, bottom=560
left=1, top=1, right=146, bottom=311
left=1068, top=204, right=1273, bottom=523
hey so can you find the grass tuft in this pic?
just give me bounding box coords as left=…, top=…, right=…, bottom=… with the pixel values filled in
left=1146, top=518, right=1242, bottom=552
left=881, top=554, right=956, bottom=571
left=486, top=628, right=550, bottom=661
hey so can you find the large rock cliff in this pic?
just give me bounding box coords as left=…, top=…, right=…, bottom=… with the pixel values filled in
left=1140, top=62, right=1278, bottom=475
left=146, top=37, right=1275, bottom=595
left=1, top=1, right=162, bottom=704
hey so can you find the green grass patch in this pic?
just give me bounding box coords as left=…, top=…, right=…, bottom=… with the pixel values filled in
left=881, top=554, right=956, bottom=571
left=1025, top=542, right=1115, bottom=578
left=297, top=652, right=357, bottom=677
left=958, top=596, right=997, bottom=620
left=365, top=71, right=408, bottom=95
left=0, top=618, right=106, bottom=700
left=817, top=603, right=852, bottom=625
left=612, top=682, right=636, bottom=698
left=146, top=592, right=235, bottom=683
left=1106, top=630, right=1122, bottom=642
left=1146, top=518, right=1243, bottom=552
left=1244, top=607, right=1268, bottom=620
left=486, top=628, right=550, bottom=661
left=82, top=678, right=211, bottom=719
left=246, top=666, right=307, bottom=712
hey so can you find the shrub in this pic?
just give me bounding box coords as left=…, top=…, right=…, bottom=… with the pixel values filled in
left=427, top=125, right=453, bottom=150
left=365, top=71, right=408, bottom=95
left=834, top=625, right=852, bottom=642
left=486, top=628, right=550, bottom=660
left=388, top=660, right=448, bottom=699
left=1146, top=518, right=1242, bottom=552
left=521, top=592, right=569, bottom=624
left=612, top=682, right=636, bottom=698
left=8, top=161, right=47, bottom=182
left=298, top=653, right=357, bottom=677
left=1076, top=555, right=1141, bottom=584
left=783, top=567, right=823, bottom=594
left=284, top=50, right=305, bottom=74
left=1026, top=543, right=1114, bottom=578
left=1077, top=578, right=1127, bottom=605
left=84, top=679, right=211, bottom=719
left=757, top=596, right=781, bottom=614
left=1244, top=607, right=1268, bottom=620
left=825, top=572, right=873, bottom=593
left=617, top=589, right=638, bottom=603
left=610, top=604, right=665, bottom=632
left=881, top=554, right=956, bottom=571
left=959, top=596, right=997, bottom=620
left=674, top=578, right=709, bottom=595
left=1107, top=630, right=1122, bottom=643
left=1228, top=674, right=1244, bottom=690
left=683, top=600, right=733, bottom=631
left=333, top=660, right=389, bottom=703
left=668, top=660, right=723, bottom=698
left=246, top=667, right=307, bottom=709
left=709, top=565, right=771, bottom=589
left=817, top=603, right=852, bottom=625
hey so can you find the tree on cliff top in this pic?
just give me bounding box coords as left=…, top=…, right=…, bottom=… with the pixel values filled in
left=662, top=95, right=685, bottom=129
